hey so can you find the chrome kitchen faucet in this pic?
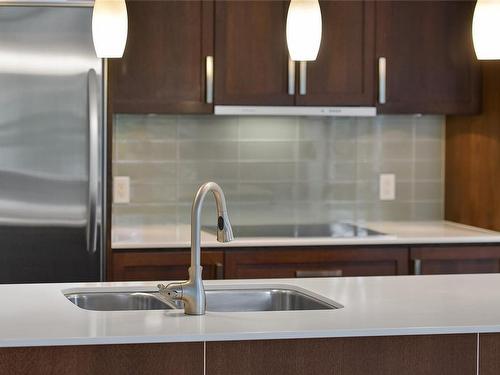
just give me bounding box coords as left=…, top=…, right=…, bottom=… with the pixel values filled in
left=158, top=182, right=233, bottom=315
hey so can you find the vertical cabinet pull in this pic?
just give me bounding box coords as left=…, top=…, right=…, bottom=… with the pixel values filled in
left=378, top=57, right=386, bottom=104
left=288, top=57, right=295, bottom=95
left=205, top=56, right=214, bottom=104
left=299, top=61, right=307, bottom=95
left=414, top=259, right=422, bottom=275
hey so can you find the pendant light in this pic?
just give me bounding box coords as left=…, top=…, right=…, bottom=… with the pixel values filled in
left=92, top=0, right=128, bottom=58
left=472, top=0, right=500, bottom=60
left=286, top=0, right=322, bottom=61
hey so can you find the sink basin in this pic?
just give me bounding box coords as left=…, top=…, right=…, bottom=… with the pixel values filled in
left=65, top=292, right=177, bottom=311
left=205, top=288, right=339, bottom=312
left=64, top=286, right=342, bottom=312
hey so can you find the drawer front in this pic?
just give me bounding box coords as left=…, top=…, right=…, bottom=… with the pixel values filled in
left=112, top=250, right=224, bottom=281
left=411, top=245, right=500, bottom=275
left=225, top=247, right=409, bottom=279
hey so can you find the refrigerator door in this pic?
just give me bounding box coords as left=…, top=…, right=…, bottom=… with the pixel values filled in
left=0, top=6, right=104, bottom=282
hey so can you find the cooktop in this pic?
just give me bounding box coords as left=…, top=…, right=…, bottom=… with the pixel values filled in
left=203, top=223, right=386, bottom=238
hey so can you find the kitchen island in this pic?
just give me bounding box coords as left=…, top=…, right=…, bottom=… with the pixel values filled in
left=2, top=274, right=500, bottom=374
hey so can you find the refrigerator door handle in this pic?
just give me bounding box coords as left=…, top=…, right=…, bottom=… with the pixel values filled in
left=86, top=69, right=99, bottom=254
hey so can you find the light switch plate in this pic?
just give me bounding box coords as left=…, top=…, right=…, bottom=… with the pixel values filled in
left=113, top=176, right=130, bottom=204
left=379, top=173, right=396, bottom=201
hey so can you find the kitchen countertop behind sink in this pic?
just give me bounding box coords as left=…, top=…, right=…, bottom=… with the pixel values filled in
left=112, top=220, right=500, bottom=249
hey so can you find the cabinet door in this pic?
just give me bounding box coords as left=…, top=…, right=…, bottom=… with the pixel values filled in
left=112, top=250, right=224, bottom=281
left=109, top=1, right=213, bottom=114
left=214, top=1, right=294, bottom=106
left=225, top=247, right=409, bottom=279
left=207, top=335, right=476, bottom=375
left=411, top=245, right=500, bottom=275
left=295, top=1, right=375, bottom=106
left=375, top=1, right=480, bottom=114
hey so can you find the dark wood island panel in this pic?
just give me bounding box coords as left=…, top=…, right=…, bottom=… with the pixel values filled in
left=0, top=343, right=203, bottom=375
left=480, top=333, right=500, bottom=375
left=207, top=335, right=477, bottom=375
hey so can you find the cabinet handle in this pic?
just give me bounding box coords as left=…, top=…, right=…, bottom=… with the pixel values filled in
left=299, top=61, right=307, bottom=95
left=215, top=262, right=224, bottom=279
left=378, top=57, right=386, bottom=104
left=205, top=56, right=214, bottom=104
left=414, top=259, right=422, bottom=275
left=295, top=270, right=343, bottom=278
left=288, top=57, right=295, bottom=95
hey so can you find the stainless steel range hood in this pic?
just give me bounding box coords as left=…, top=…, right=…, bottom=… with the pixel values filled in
left=214, top=105, right=377, bottom=117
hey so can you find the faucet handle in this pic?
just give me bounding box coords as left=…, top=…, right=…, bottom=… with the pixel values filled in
left=158, top=283, right=183, bottom=300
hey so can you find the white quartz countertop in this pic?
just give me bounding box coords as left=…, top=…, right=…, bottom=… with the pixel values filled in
left=4, top=274, right=500, bottom=347
left=112, top=221, right=500, bottom=249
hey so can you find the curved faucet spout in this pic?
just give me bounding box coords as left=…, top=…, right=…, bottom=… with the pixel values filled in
left=158, top=182, right=234, bottom=315
left=191, top=181, right=234, bottom=270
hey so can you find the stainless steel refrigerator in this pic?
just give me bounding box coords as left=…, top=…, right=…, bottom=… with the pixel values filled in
left=0, top=4, right=106, bottom=283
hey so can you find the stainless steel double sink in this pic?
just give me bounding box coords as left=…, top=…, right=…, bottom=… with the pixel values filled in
left=65, top=286, right=342, bottom=312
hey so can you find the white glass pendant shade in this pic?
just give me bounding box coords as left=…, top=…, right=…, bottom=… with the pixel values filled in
left=473, top=0, right=500, bottom=60
left=92, top=0, right=128, bottom=58
left=286, top=0, right=322, bottom=61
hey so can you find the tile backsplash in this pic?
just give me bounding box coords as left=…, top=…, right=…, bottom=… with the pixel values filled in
left=112, top=115, right=444, bottom=227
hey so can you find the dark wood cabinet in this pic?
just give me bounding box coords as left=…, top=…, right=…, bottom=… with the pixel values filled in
left=107, top=0, right=480, bottom=114
left=375, top=1, right=480, bottom=114
left=111, top=250, right=224, bottom=281
left=480, top=333, right=500, bottom=375
left=110, top=244, right=500, bottom=281
left=207, top=335, right=476, bottom=375
left=224, top=246, right=409, bottom=279
left=296, top=1, right=375, bottom=106
left=214, top=0, right=376, bottom=107
left=410, top=245, right=500, bottom=275
left=0, top=343, right=203, bottom=375
left=109, top=0, right=213, bottom=114
left=214, top=0, right=293, bottom=106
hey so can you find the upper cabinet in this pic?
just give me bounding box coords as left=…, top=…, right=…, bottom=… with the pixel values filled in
left=375, top=1, right=480, bottom=114
left=214, top=0, right=293, bottom=106
left=108, top=0, right=480, bottom=115
left=109, top=0, right=213, bottom=114
left=214, top=0, right=375, bottom=107
left=295, top=1, right=375, bottom=106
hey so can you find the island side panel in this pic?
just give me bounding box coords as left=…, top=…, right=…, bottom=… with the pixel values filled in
left=479, top=333, right=500, bottom=375
left=0, top=342, right=203, bottom=375
left=206, top=335, right=476, bottom=375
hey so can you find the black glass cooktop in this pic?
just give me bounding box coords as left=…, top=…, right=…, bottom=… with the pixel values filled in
left=203, top=223, right=385, bottom=238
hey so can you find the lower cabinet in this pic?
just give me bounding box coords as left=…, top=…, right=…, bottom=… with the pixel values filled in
left=112, top=250, right=224, bottom=281
left=207, top=335, right=477, bottom=375
left=0, top=343, right=203, bottom=375
left=110, top=244, right=500, bottom=281
left=224, top=246, right=409, bottom=279
left=410, top=245, right=500, bottom=275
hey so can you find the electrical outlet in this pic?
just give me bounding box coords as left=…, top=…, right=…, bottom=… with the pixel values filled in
left=379, top=173, right=396, bottom=201
left=113, top=176, right=130, bottom=204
